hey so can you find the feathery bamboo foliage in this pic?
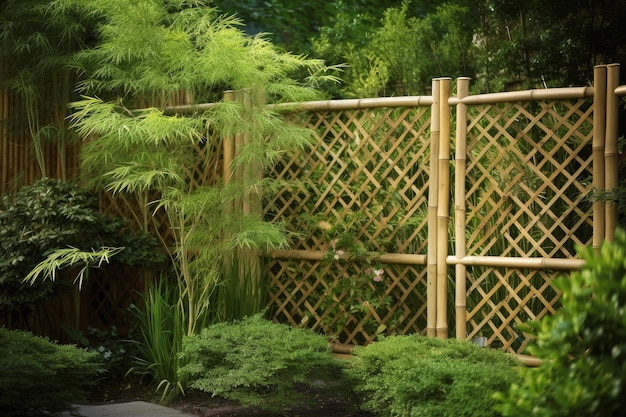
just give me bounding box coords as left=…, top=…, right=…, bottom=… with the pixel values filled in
left=62, top=0, right=335, bottom=348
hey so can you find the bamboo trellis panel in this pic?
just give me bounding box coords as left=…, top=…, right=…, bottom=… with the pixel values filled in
left=265, top=104, right=433, bottom=345
left=461, top=99, right=594, bottom=351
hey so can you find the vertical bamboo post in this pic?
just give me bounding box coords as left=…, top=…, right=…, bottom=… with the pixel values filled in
left=427, top=78, right=440, bottom=338
left=1, top=72, right=8, bottom=193
left=223, top=90, right=235, bottom=184
left=436, top=78, right=451, bottom=339
left=605, top=64, right=620, bottom=242
left=454, top=77, right=470, bottom=340
left=592, top=65, right=607, bottom=253
left=234, top=88, right=263, bottom=305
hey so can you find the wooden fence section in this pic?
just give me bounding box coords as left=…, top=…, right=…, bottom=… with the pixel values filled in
left=265, top=65, right=619, bottom=352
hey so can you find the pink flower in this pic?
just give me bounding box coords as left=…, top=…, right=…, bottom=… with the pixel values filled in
left=372, top=269, right=384, bottom=282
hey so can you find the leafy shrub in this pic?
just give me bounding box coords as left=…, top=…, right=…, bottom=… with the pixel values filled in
left=495, top=228, right=626, bottom=416
left=0, top=328, right=103, bottom=417
left=0, top=178, right=163, bottom=309
left=179, top=315, right=349, bottom=412
left=349, top=334, right=522, bottom=417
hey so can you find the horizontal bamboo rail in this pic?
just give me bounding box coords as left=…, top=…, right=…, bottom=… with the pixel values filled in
left=270, top=249, right=427, bottom=265
left=614, top=85, right=626, bottom=96
left=159, top=95, right=435, bottom=115
left=271, top=250, right=585, bottom=271
left=269, top=96, right=434, bottom=111
left=447, top=255, right=585, bottom=270
left=448, top=86, right=594, bottom=105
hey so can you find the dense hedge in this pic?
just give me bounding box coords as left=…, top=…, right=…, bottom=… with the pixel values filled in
left=0, top=328, right=103, bottom=417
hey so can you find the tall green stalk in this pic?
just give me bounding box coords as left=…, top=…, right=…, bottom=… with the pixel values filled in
left=128, top=279, right=186, bottom=401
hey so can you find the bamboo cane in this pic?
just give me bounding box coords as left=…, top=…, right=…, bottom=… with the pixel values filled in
left=427, top=78, right=440, bottom=338
left=605, top=64, right=620, bottom=242
left=592, top=65, right=607, bottom=252
left=447, top=255, right=585, bottom=270
left=454, top=77, right=470, bottom=340
left=270, top=249, right=427, bottom=265
left=615, top=85, right=626, bottom=97
left=448, top=86, right=594, bottom=106
left=436, top=78, right=451, bottom=339
left=1, top=74, right=8, bottom=192
left=223, top=91, right=235, bottom=184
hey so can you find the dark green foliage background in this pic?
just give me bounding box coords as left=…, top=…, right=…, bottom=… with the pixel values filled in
left=0, top=178, right=162, bottom=308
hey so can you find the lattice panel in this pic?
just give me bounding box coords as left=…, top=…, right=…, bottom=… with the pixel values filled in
left=465, top=266, right=562, bottom=352
left=85, top=266, right=150, bottom=332
left=265, top=106, right=431, bottom=343
left=267, top=258, right=427, bottom=345
left=266, top=107, right=432, bottom=254
left=463, top=98, right=593, bottom=353
left=465, top=99, right=594, bottom=258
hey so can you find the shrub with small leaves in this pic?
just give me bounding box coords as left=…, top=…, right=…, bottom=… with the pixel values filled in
left=348, top=334, right=522, bottom=417
left=0, top=328, right=103, bottom=417
left=494, top=228, right=626, bottom=417
left=179, top=315, right=350, bottom=413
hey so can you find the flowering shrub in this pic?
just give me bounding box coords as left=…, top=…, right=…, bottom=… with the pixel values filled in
left=314, top=216, right=401, bottom=343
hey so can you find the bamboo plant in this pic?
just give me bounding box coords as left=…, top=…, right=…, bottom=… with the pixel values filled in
left=52, top=1, right=337, bottom=396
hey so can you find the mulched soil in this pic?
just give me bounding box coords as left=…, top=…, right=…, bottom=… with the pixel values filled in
left=89, top=379, right=374, bottom=417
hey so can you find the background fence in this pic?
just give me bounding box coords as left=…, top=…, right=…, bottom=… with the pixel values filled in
left=1, top=64, right=623, bottom=352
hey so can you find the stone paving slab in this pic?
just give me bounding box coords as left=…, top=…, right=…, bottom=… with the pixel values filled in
left=61, top=401, right=195, bottom=417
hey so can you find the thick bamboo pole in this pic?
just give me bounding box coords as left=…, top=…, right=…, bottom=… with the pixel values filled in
left=447, top=255, right=585, bottom=270
left=592, top=65, right=607, bottom=253
left=614, top=85, right=626, bottom=97
left=605, top=64, right=620, bottom=242
left=161, top=96, right=434, bottom=115
left=222, top=91, right=235, bottom=183
left=271, top=249, right=427, bottom=265
left=1, top=80, right=8, bottom=193
left=454, top=77, right=470, bottom=340
left=448, top=86, right=594, bottom=106
left=427, top=78, right=440, bottom=338
left=436, top=78, right=451, bottom=339
left=162, top=87, right=593, bottom=115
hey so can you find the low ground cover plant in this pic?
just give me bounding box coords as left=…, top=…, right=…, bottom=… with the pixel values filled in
left=179, top=315, right=352, bottom=413
left=0, top=328, right=103, bottom=417
left=348, top=334, right=522, bottom=417
left=495, top=228, right=626, bottom=416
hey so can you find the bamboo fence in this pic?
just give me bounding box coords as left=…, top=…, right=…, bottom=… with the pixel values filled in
left=1, top=64, right=623, bottom=352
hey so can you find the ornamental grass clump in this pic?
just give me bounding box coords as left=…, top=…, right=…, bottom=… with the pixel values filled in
left=179, top=315, right=351, bottom=413
left=495, top=228, right=626, bottom=417
left=348, top=334, right=522, bottom=417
